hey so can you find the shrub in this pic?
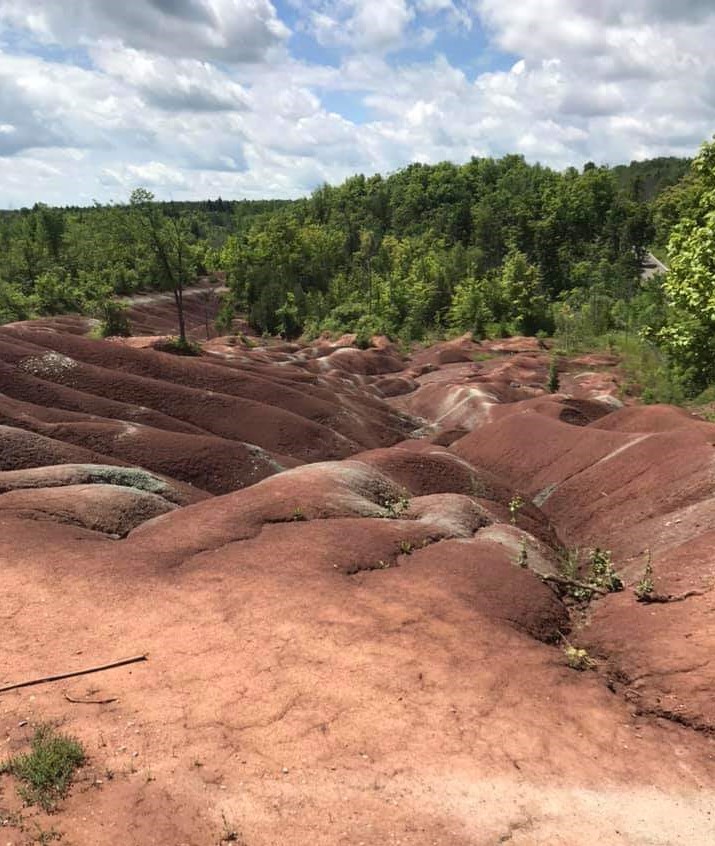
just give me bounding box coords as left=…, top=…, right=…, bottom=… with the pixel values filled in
left=547, top=356, right=560, bottom=393
left=98, top=300, right=131, bottom=337
left=159, top=336, right=201, bottom=356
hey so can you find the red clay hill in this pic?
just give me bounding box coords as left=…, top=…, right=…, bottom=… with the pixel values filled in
left=0, top=305, right=714, bottom=845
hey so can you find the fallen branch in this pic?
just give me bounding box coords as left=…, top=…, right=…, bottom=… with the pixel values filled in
left=0, top=655, right=147, bottom=695
left=64, top=693, right=118, bottom=705
left=637, top=589, right=709, bottom=604
left=539, top=574, right=609, bottom=596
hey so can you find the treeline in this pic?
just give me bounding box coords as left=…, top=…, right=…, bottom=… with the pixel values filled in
left=1, top=147, right=713, bottom=398
left=0, top=195, right=292, bottom=325
left=220, top=155, right=656, bottom=343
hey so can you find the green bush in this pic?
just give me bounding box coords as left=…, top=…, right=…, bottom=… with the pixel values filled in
left=98, top=300, right=131, bottom=337
left=160, top=336, right=201, bottom=356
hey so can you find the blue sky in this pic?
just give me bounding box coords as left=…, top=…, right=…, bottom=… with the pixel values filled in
left=0, top=0, right=713, bottom=206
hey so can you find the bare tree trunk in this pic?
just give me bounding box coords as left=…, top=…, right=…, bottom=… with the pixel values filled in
left=174, top=285, right=186, bottom=343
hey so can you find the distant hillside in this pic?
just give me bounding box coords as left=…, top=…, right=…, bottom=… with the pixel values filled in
left=612, top=156, right=691, bottom=202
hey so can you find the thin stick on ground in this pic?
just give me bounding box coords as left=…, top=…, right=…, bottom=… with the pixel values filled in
left=63, top=693, right=118, bottom=705
left=0, top=655, right=147, bottom=695
left=539, top=573, right=609, bottom=596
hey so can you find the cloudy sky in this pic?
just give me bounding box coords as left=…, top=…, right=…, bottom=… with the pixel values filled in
left=0, top=0, right=713, bottom=207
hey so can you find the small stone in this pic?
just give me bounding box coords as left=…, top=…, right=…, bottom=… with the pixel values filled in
left=282, top=767, right=289, bottom=774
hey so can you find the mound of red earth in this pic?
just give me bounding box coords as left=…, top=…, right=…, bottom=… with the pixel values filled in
left=1, top=324, right=714, bottom=845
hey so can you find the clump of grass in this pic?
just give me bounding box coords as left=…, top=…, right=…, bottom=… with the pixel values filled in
left=563, top=645, right=597, bottom=672
left=31, top=824, right=62, bottom=844
left=399, top=540, right=414, bottom=555
left=291, top=507, right=305, bottom=522
left=0, top=725, right=85, bottom=812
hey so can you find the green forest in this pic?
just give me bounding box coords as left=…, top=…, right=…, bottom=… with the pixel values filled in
left=1, top=143, right=713, bottom=401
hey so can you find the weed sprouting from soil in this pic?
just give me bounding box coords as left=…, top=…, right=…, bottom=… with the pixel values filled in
left=635, top=549, right=655, bottom=601
left=556, top=547, right=623, bottom=601
left=508, top=495, right=524, bottom=525
left=563, top=645, right=597, bottom=671
left=220, top=812, right=242, bottom=843
left=380, top=492, right=410, bottom=518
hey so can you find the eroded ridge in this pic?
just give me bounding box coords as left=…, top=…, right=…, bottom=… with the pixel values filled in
left=1, top=322, right=714, bottom=845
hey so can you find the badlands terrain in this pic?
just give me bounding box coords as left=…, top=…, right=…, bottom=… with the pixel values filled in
left=0, top=296, right=714, bottom=845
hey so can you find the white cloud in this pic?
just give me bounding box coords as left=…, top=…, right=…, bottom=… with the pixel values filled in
left=0, top=0, right=289, bottom=63
left=0, top=0, right=714, bottom=206
left=102, top=161, right=189, bottom=190
left=91, top=45, right=250, bottom=112
left=306, top=0, right=414, bottom=52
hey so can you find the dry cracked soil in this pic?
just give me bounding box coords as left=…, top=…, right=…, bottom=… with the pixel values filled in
left=0, top=306, right=714, bottom=845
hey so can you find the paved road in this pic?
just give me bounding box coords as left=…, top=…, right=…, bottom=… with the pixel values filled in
left=641, top=251, right=669, bottom=280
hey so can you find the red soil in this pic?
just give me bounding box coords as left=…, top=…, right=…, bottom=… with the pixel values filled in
left=1, top=325, right=714, bottom=845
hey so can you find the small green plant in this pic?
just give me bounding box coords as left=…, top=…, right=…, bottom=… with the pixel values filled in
left=515, top=538, right=529, bottom=568
left=635, top=550, right=655, bottom=601
left=563, top=645, right=597, bottom=671
left=292, top=507, right=305, bottom=522
left=546, top=356, right=560, bottom=393
left=0, top=725, right=85, bottom=812
left=588, top=548, right=623, bottom=593
left=31, top=823, right=63, bottom=844
left=555, top=547, right=623, bottom=601
left=220, top=812, right=241, bottom=843
left=508, top=495, right=524, bottom=525
left=380, top=492, right=410, bottom=518
left=399, top=540, right=414, bottom=555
